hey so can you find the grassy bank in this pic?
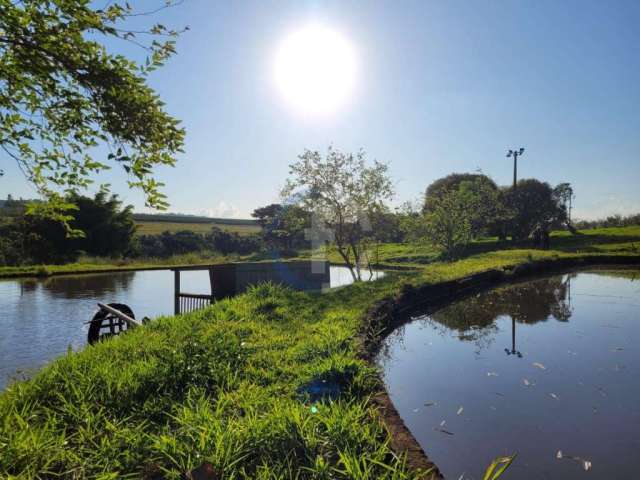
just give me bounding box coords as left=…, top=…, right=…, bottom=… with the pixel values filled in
left=3, top=226, right=638, bottom=280
left=2, top=231, right=640, bottom=478
left=0, top=253, right=242, bottom=279
left=1, top=272, right=420, bottom=478
left=134, top=220, right=261, bottom=236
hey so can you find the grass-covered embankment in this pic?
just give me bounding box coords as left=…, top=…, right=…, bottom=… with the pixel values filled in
left=3, top=226, right=638, bottom=280
left=134, top=220, right=261, bottom=236
left=1, top=227, right=640, bottom=478
left=0, top=273, right=421, bottom=479
left=0, top=253, right=242, bottom=279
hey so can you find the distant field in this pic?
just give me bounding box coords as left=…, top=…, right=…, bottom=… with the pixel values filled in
left=132, top=213, right=261, bottom=236
left=134, top=220, right=261, bottom=236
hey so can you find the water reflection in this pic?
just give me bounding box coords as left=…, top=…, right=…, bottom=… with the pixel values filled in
left=378, top=271, right=640, bottom=480
left=0, top=265, right=380, bottom=390
left=423, top=275, right=574, bottom=354
left=432, top=275, right=574, bottom=329
left=38, top=272, right=136, bottom=298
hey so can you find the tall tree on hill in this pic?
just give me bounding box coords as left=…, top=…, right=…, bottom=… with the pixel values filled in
left=553, top=183, right=577, bottom=233
left=0, top=0, right=185, bottom=228
left=252, top=203, right=309, bottom=251
left=424, top=173, right=509, bottom=239
left=423, top=173, right=498, bottom=213
left=508, top=179, right=567, bottom=240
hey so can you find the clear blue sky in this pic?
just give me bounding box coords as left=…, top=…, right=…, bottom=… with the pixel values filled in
left=3, top=0, right=640, bottom=219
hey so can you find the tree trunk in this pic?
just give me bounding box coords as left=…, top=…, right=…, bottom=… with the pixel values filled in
left=565, top=221, right=578, bottom=235
left=336, top=243, right=358, bottom=282
left=349, top=241, right=362, bottom=281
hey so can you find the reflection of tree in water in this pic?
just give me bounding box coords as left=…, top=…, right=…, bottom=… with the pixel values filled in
left=34, top=272, right=136, bottom=298
left=589, top=269, right=640, bottom=282
left=427, top=275, right=574, bottom=349
left=422, top=317, right=499, bottom=353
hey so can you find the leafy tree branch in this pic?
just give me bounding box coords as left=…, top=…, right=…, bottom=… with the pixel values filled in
left=0, top=0, right=186, bottom=225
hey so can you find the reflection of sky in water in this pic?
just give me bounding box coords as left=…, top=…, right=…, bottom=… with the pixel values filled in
left=378, top=271, right=640, bottom=480
left=0, top=266, right=381, bottom=389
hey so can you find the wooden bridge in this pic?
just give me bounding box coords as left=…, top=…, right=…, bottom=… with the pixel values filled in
left=172, top=260, right=330, bottom=314
left=88, top=260, right=331, bottom=343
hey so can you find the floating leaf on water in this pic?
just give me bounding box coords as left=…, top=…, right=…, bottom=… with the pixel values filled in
left=490, top=406, right=497, bottom=411
left=424, top=401, right=437, bottom=407
left=440, top=420, right=446, bottom=426
left=549, top=393, right=559, bottom=400
left=557, top=450, right=592, bottom=471
left=457, top=406, right=464, bottom=415
left=567, top=350, right=578, bottom=356
left=487, top=372, right=499, bottom=377
left=412, top=408, right=420, bottom=413
left=522, top=378, right=535, bottom=387
left=434, top=427, right=454, bottom=435
left=533, top=362, right=546, bottom=370
left=612, top=347, right=625, bottom=352
left=494, top=392, right=505, bottom=397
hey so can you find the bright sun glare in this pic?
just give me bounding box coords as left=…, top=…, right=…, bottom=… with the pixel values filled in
left=274, top=25, right=356, bottom=116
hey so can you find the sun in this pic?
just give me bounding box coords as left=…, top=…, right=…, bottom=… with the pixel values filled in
left=274, top=25, right=356, bottom=115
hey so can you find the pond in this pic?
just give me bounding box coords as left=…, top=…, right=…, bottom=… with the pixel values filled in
left=0, top=265, right=382, bottom=390
left=378, top=270, right=640, bottom=479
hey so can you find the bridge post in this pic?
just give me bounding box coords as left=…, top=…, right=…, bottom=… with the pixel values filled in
left=174, top=269, right=181, bottom=315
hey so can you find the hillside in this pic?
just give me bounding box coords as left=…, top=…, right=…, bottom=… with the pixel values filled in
left=132, top=213, right=261, bottom=236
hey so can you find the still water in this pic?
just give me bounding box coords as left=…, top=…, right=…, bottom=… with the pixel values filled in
left=0, top=265, right=381, bottom=389
left=378, top=270, right=640, bottom=479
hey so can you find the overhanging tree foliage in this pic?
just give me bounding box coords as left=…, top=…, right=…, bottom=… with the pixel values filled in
left=0, top=0, right=185, bottom=225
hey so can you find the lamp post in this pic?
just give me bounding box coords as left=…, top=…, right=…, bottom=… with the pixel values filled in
left=505, top=317, right=522, bottom=358
left=506, top=148, right=525, bottom=189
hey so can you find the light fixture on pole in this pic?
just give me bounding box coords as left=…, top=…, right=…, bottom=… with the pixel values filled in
left=506, top=148, right=525, bottom=188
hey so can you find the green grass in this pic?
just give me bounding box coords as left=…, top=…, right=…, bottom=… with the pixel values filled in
left=3, top=225, right=638, bottom=280
left=0, top=278, right=424, bottom=479
left=134, top=220, right=261, bottom=236
left=1, top=227, right=639, bottom=478
left=0, top=253, right=244, bottom=279
left=366, top=225, right=640, bottom=269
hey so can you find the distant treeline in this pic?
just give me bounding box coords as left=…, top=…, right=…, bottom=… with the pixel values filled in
left=132, top=212, right=258, bottom=226
left=0, top=194, right=267, bottom=266
left=574, top=213, right=640, bottom=230
left=136, top=230, right=262, bottom=258
left=0, top=193, right=321, bottom=267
